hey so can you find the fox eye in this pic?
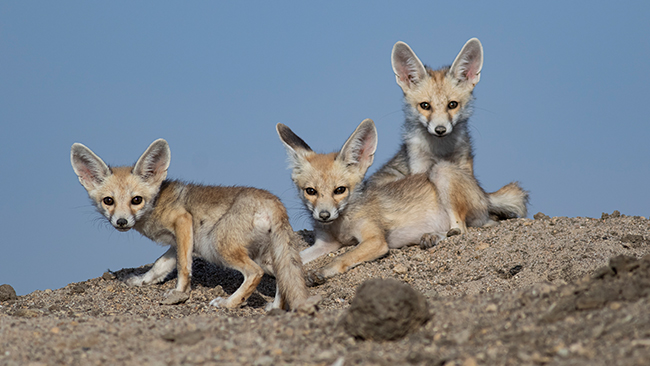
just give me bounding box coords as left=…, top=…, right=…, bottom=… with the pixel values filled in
left=131, top=196, right=143, bottom=205
left=448, top=101, right=458, bottom=109
left=305, top=188, right=317, bottom=196
left=333, top=187, right=347, bottom=195
left=419, top=102, right=431, bottom=110
left=103, top=197, right=114, bottom=206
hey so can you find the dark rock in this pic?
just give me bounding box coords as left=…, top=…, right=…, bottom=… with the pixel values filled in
left=509, top=265, right=524, bottom=277
left=102, top=271, right=116, bottom=281
left=0, top=284, right=17, bottom=301
left=620, top=234, right=648, bottom=248
left=602, top=210, right=621, bottom=219
left=341, top=278, right=430, bottom=341
left=161, top=330, right=205, bottom=345
left=534, top=212, right=550, bottom=220
left=68, top=283, right=88, bottom=294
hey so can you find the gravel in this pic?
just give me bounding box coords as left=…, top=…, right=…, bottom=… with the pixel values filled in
left=1, top=212, right=649, bottom=365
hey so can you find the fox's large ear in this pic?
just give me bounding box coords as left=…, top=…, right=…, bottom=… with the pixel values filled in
left=276, top=123, right=313, bottom=169
left=133, top=139, right=171, bottom=184
left=337, top=119, right=377, bottom=174
left=71, top=143, right=112, bottom=191
left=392, top=41, right=427, bottom=91
left=449, top=38, right=483, bottom=87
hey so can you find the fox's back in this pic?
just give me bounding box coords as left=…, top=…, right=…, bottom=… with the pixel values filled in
left=154, top=180, right=287, bottom=222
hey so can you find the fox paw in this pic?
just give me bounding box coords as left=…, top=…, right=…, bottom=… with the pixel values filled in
left=420, top=232, right=443, bottom=249
left=209, top=297, right=244, bottom=309
left=125, top=275, right=146, bottom=286
left=209, top=297, right=228, bottom=308
left=447, top=228, right=462, bottom=237
left=160, top=290, right=190, bottom=305
left=305, top=271, right=327, bottom=287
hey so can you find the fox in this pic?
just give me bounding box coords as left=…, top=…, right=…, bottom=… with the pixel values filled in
left=277, top=119, right=491, bottom=284
left=368, top=38, right=528, bottom=224
left=70, top=138, right=312, bottom=311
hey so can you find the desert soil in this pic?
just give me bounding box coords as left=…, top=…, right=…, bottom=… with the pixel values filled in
left=1, top=212, right=650, bottom=366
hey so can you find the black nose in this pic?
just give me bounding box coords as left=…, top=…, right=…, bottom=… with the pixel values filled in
left=434, top=126, right=447, bottom=135
left=319, top=211, right=331, bottom=220
left=116, top=218, right=128, bottom=227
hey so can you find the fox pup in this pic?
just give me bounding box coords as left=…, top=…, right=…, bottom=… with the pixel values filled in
left=369, top=38, right=528, bottom=223
left=71, top=139, right=310, bottom=311
left=277, top=119, right=489, bottom=284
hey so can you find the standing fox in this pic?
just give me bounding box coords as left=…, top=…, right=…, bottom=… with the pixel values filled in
left=71, top=139, right=311, bottom=311
left=369, top=38, right=528, bottom=223
left=277, top=119, right=491, bottom=284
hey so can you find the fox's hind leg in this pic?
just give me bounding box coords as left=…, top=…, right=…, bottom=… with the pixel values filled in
left=210, top=248, right=264, bottom=309
left=210, top=253, right=264, bottom=309
left=429, top=161, right=492, bottom=233
left=429, top=162, right=469, bottom=234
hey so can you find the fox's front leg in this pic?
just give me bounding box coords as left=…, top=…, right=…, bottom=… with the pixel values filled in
left=157, top=212, right=194, bottom=305
left=126, top=246, right=177, bottom=286
left=300, top=231, right=343, bottom=264
left=172, top=212, right=194, bottom=294
left=309, top=226, right=388, bottom=285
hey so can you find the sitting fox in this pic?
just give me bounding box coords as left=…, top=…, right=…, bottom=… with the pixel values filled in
left=369, top=38, right=528, bottom=223
left=277, top=119, right=492, bottom=284
left=71, top=139, right=311, bottom=311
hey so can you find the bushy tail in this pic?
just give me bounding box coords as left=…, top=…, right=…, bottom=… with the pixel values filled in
left=488, top=182, right=529, bottom=220
left=270, top=219, right=311, bottom=311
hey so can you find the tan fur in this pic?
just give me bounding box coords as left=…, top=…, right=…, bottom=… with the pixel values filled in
left=277, top=120, right=486, bottom=284
left=71, top=139, right=311, bottom=311
left=369, top=38, right=528, bottom=224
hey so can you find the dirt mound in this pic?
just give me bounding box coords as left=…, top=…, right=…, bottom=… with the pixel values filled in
left=1, top=214, right=649, bottom=365
left=341, top=278, right=430, bottom=341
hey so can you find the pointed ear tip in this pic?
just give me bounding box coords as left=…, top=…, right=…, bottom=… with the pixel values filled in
left=360, top=119, right=376, bottom=130
left=468, top=38, right=483, bottom=51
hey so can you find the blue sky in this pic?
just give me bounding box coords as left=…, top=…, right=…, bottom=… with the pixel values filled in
left=1, top=2, right=648, bottom=295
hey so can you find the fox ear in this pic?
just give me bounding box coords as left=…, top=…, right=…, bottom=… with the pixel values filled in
left=449, top=38, right=483, bottom=87
left=133, top=139, right=170, bottom=184
left=71, top=143, right=112, bottom=191
left=392, top=41, right=427, bottom=90
left=276, top=123, right=313, bottom=168
left=337, top=119, right=377, bottom=173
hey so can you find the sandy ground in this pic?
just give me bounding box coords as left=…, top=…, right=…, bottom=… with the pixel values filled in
left=1, top=212, right=650, bottom=365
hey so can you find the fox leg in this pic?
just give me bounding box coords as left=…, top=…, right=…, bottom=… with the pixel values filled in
left=309, top=223, right=388, bottom=285
left=429, top=162, right=469, bottom=235
left=419, top=232, right=447, bottom=249
left=126, top=246, right=177, bottom=286
left=172, top=212, right=194, bottom=293
left=300, top=231, right=343, bottom=264
left=153, top=212, right=195, bottom=305
left=210, top=248, right=264, bottom=309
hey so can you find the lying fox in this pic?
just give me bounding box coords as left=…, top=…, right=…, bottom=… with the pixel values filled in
left=277, top=119, right=490, bottom=284
left=369, top=38, right=528, bottom=223
left=71, top=139, right=311, bottom=311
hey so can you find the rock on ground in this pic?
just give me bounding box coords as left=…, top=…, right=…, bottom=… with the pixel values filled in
left=341, top=278, right=430, bottom=341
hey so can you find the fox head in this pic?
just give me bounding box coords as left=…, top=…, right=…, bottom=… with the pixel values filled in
left=71, top=139, right=170, bottom=232
left=392, top=38, right=483, bottom=137
left=277, top=119, right=377, bottom=225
